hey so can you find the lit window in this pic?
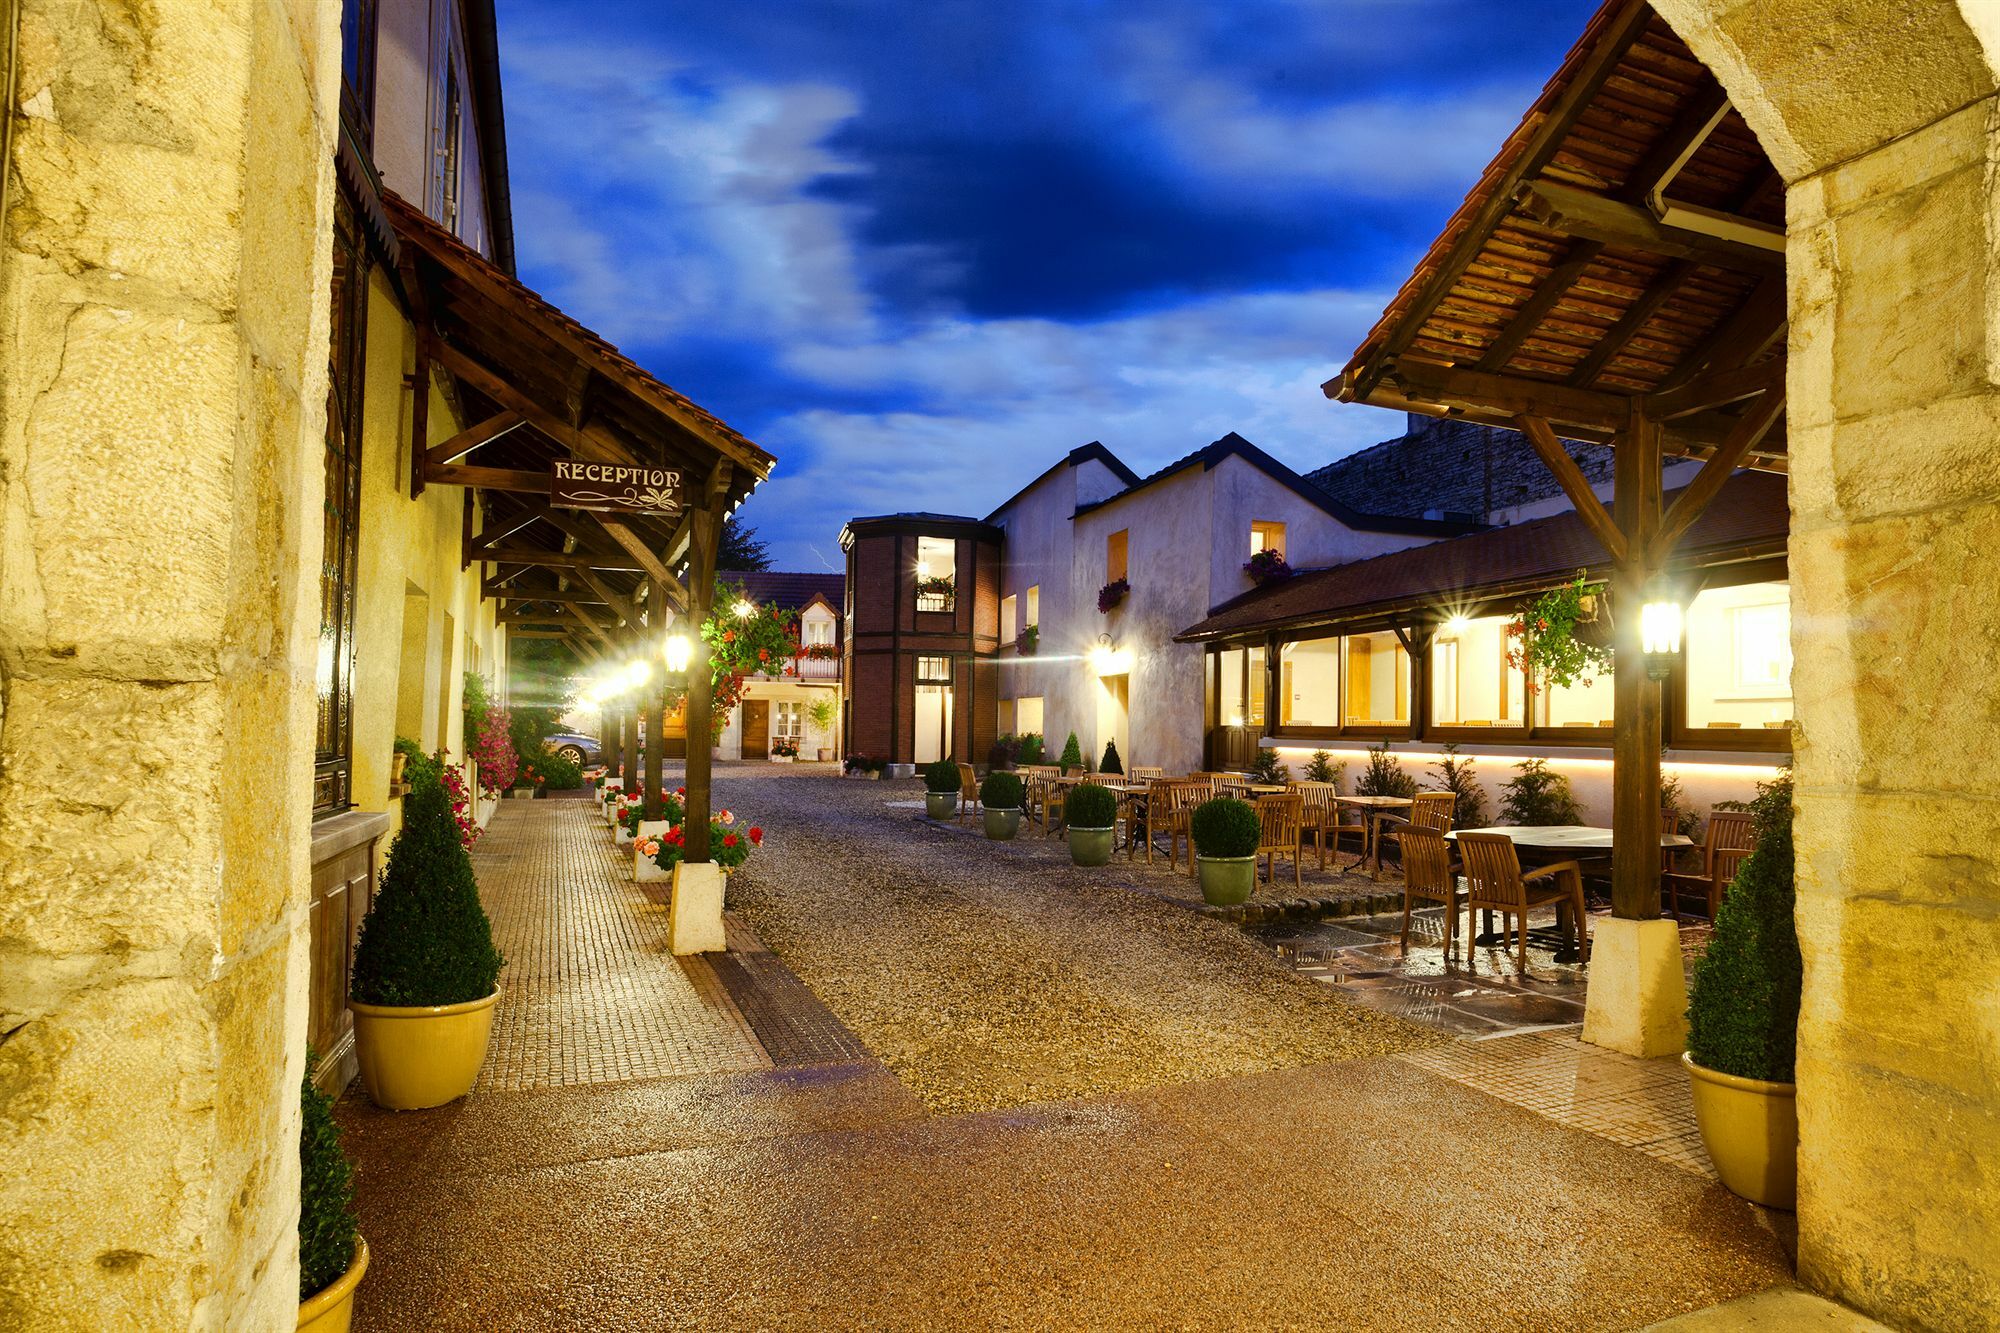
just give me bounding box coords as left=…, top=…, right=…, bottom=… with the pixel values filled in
left=774, top=700, right=804, bottom=739
left=1277, top=637, right=1340, bottom=727
left=1344, top=631, right=1410, bottom=728
left=1430, top=615, right=1526, bottom=728
left=1250, top=520, right=1286, bottom=560
left=1217, top=646, right=1267, bottom=730
left=916, top=535, right=956, bottom=611
left=1686, top=581, right=1793, bottom=730
left=917, top=655, right=953, bottom=684
left=1016, top=696, right=1044, bottom=736
left=998, top=698, right=1016, bottom=734
left=1107, top=529, right=1129, bottom=583
left=1025, top=584, right=1039, bottom=628
left=802, top=616, right=833, bottom=647
left=999, top=594, right=1017, bottom=644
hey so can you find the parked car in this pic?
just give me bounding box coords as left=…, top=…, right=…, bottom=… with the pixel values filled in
left=543, top=731, right=602, bottom=767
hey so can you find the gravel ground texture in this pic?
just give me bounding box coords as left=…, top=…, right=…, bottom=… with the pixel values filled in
left=711, top=767, right=1446, bottom=1114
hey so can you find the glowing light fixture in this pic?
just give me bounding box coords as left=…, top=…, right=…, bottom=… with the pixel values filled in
left=1089, top=634, right=1133, bottom=678
left=733, top=599, right=756, bottom=619
left=1640, top=588, right=1683, bottom=681
left=623, top=659, right=653, bottom=690
left=664, top=633, right=692, bottom=673
left=1443, top=614, right=1470, bottom=636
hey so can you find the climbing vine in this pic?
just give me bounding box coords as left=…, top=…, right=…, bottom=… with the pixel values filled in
left=1506, top=574, right=1612, bottom=695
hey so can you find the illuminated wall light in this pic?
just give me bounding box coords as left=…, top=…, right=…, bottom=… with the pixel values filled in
left=734, top=599, right=756, bottom=619
left=1443, top=614, right=1470, bottom=636
left=663, top=634, right=692, bottom=673
left=1641, top=598, right=1684, bottom=680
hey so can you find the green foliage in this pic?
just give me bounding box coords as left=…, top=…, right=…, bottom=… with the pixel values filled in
left=1248, top=747, right=1289, bottom=784
left=1191, top=796, right=1261, bottom=858
left=1304, top=749, right=1344, bottom=787
left=394, top=736, right=440, bottom=790
left=807, top=696, right=837, bottom=733
left=1016, top=732, right=1045, bottom=765
left=1498, top=758, right=1584, bottom=826
left=351, top=774, right=504, bottom=1006
left=1099, top=740, right=1123, bottom=775
left=924, top=759, right=962, bottom=794
left=298, top=1055, right=357, bottom=1300
left=1687, top=774, right=1799, bottom=1081
left=1429, top=743, right=1488, bottom=831
left=1066, top=781, right=1118, bottom=829
left=462, top=670, right=492, bottom=743
left=1058, top=732, right=1083, bottom=772
left=1356, top=742, right=1418, bottom=798
left=1507, top=573, right=1613, bottom=693
left=1661, top=762, right=1703, bottom=839
left=717, top=514, right=773, bottom=571
left=980, top=771, right=1024, bottom=809
left=1018, top=623, right=1039, bottom=655
left=528, top=749, right=583, bottom=791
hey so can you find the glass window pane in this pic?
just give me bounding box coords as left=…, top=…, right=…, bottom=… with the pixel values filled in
left=1277, top=636, right=1340, bottom=727
left=999, top=594, right=1016, bottom=643
left=1431, top=616, right=1526, bottom=727
left=1535, top=665, right=1616, bottom=731
left=1686, top=581, right=1793, bottom=730
left=1218, top=649, right=1245, bottom=727
left=1344, top=631, right=1409, bottom=727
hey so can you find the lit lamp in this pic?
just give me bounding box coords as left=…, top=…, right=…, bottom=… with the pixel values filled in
left=663, top=633, right=692, bottom=674
left=1639, top=588, right=1683, bottom=681
left=623, top=659, right=653, bottom=691
left=1443, top=613, right=1470, bottom=637
left=733, top=599, right=755, bottom=619
left=1089, top=633, right=1132, bottom=677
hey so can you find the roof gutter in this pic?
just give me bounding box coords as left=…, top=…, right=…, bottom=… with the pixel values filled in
left=461, top=0, right=516, bottom=276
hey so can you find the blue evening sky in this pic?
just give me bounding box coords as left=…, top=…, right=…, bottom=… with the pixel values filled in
left=494, top=0, right=1593, bottom=571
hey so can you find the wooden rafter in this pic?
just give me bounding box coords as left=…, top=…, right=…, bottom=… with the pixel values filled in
left=479, top=545, right=644, bottom=572
left=1515, top=415, right=1627, bottom=564
left=425, top=410, right=524, bottom=468
left=1475, top=240, right=1605, bottom=372
left=1515, top=180, right=1782, bottom=273
left=1649, top=389, right=1786, bottom=563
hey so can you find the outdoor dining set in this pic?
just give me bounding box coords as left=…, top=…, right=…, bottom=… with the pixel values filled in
left=943, top=762, right=1760, bottom=977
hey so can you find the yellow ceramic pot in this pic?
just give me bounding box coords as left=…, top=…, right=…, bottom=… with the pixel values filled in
left=351, top=991, right=501, bottom=1110
left=1683, top=1052, right=1797, bottom=1209
left=298, top=1235, right=369, bottom=1333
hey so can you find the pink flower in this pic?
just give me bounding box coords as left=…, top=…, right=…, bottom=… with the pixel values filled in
left=718, top=810, right=734, bottom=825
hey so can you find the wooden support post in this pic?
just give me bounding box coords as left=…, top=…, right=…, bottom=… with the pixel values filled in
left=621, top=697, right=639, bottom=796
left=643, top=582, right=667, bottom=809
left=408, top=333, right=431, bottom=499
left=681, top=466, right=732, bottom=862
left=1610, top=407, right=1665, bottom=921
left=609, top=709, right=625, bottom=784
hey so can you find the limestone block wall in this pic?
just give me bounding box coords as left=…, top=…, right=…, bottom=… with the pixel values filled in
left=0, top=0, right=341, bottom=1325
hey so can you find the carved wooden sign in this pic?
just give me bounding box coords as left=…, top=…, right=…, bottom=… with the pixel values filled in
left=549, top=459, right=682, bottom=516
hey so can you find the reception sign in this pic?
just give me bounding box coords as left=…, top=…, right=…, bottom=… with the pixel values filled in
left=549, top=460, right=682, bottom=516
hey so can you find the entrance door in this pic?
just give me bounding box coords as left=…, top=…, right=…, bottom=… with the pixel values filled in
left=742, top=700, right=770, bottom=757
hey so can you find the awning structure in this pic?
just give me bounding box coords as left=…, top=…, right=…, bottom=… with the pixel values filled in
left=1326, top=0, right=1787, bottom=933
left=386, top=189, right=775, bottom=671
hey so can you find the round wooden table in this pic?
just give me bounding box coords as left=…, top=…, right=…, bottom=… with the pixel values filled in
left=1446, top=825, right=1695, bottom=960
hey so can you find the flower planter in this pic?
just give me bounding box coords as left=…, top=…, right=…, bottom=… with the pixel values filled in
left=1068, top=825, right=1115, bottom=866
left=1683, top=1053, right=1798, bottom=1209
left=633, top=820, right=673, bottom=882
left=770, top=754, right=795, bottom=764
left=297, top=1235, right=369, bottom=1333
left=1197, top=854, right=1257, bottom=907
left=350, top=990, right=502, bottom=1110
left=615, top=822, right=635, bottom=845
left=817, top=748, right=833, bottom=761
left=924, top=792, right=958, bottom=820
left=984, top=807, right=1022, bottom=840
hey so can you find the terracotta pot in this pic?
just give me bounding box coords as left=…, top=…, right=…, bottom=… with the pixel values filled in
left=1069, top=826, right=1115, bottom=866
left=984, top=807, right=1021, bottom=840
left=297, top=1235, right=369, bottom=1333
left=351, top=990, right=501, bottom=1110
left=924, top=791, right=958, bottom=820
left=1197, top=855, right=1256, bottom=906
left=1683, top=1053, right=1797, bottom=1209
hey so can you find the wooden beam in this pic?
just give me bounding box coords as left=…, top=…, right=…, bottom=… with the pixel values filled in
left=597, top=517, right=687, bottom=608
left=1646, top=358, right=1783, bottom=421
left=1516, top=415, right=1628, bottom=563
left=569, top=566, right=643, bottom=628
left=474, top=503, right=547, bottom=553
left=1659, top=275, right=1786, bottom=393
left=408, top=328, right=432, bottom=500
left=1475, top=240, right=1605, bottom=371
left=1623, top=78, right=1730, bottom=206
left=1396, top=359, right=1632, bottom=432
left=1649, top=389, right=1786, bottom=562
left=1566, top=259, right=1693, bottom=387
left=1516, top=179, right=1784, bottom=274
left=507, top=628, right=574, bottom=639
left=479, top=545, right=644, bottom=571
left=432, top=341, right=645, bottom=468
left=425, top=410, right=524, bottom=468
left=425, top=463, right=549, bottom=494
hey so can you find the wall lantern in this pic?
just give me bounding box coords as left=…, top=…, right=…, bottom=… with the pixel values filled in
left=1089, top=634, right=1133, bottom=678
left=733, top=599, right=756, bottom=620
left=623, top=659, right=654, bottom=691
left=663, top=634, right=692, bottom=674
left=1442, top=614, right=1470, bottom=636
left=1639, top=584, right=1683, bottom=682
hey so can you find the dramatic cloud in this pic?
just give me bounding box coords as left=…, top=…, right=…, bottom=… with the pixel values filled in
left=494, top=0, right=1592, bottom=569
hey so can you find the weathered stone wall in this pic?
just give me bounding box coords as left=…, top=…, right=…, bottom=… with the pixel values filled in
left=1654, top=1, right=2000, bottom=1326
left=0, top=0, right=340, bottom=1325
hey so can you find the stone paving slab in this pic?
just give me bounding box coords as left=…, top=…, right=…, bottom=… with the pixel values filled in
left=470, top=800, right=769, bottom=1091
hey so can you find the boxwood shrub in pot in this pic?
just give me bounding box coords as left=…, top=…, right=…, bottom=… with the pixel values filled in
left=980, top=771, right=1024, bottom=840
left=349, top=774, right=506, bottom=1109
left=1191, top=796, right=1260, bottom=906
left=298, top=1054, right=367, bottom=1330
left=1065, top=781, right=1118, bottom=867
left=1684, top=773, right=1800, bottom=1208
left=923, top=758, right=962, bottom=820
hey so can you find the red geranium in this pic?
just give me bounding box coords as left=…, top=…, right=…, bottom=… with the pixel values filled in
left=747, top=827, right=764, bottom=845
left=723, top=833, right=739, bottom=848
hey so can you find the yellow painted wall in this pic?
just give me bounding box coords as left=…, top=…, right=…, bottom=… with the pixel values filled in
left=347, top=268, right=507, bottom=837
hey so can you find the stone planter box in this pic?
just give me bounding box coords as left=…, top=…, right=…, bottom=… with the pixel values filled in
left=633, top=820, right=673, bottom=882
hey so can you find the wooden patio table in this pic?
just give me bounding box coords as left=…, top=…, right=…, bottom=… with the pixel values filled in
left=1335, top=795, right=1415, bottom=878
left=1446, top=825, right=1694, bottom=960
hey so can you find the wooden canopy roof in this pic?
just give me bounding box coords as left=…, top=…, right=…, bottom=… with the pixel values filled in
left=1328, top=0, right=1786, bottom=472
left=385, top=190, right=776, bottom=665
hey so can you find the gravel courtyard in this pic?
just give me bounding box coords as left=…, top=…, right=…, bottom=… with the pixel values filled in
left=718, top=767, right=1444, bottom=1114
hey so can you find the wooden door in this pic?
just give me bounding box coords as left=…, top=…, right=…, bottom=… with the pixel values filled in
left=742, top=700, right=769, bottom=756
left=309, top=837, right=375, bottom=1091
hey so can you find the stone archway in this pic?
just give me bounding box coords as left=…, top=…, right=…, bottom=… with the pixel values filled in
left=1649, top=3, right=2000, bottom=1327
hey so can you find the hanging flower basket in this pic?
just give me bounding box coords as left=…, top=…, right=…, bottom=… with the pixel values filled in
left=1018, top=624, right=1039, bottom=656
left=1506, top=574, right=1614, bottom=694
left=1097, top=578, right=1130, bottom=613
left=1244, top=549, right=1292, bottom=583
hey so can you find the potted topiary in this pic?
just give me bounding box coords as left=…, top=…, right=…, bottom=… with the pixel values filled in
left=1191, top=796, right=1260, bottom=906
left=297, top=1055, right=367, bottom=1332
left=981, top=771, right=1024, bottom=839
left=923, top=759, right=961, bottom=819
left=1058, top=731, right=1083, bottom=775
left=1099, top=740, right=1123, bottom=776
left=348, top=774, right=505, bottom=1110
left=1684, top=773, right=1800, bottom=1209
left=1065, top=781, right=1118, bottom=867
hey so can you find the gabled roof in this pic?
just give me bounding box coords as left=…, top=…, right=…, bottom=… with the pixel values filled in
left=983, top=441, right=1143, bottom=522
left=1071, top=432, right=1478, bottom=538
left=728, top=571, right=844, bottom=613
left=1307, top=414, right=1612, bottom=523
left=839, top=513, right=1004, bottom=549
left=1177, top=469, right=1786, bottom=643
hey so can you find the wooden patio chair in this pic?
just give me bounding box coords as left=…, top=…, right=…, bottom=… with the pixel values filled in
left=1662, top=809, right=1758, bottom=920
left=956, top=763, right=980, bottom=824
left=1294, top=780, right=1362, bottom=870
left=1255, top=794, right=1306, bottom=890
left=1128, top=778, right=1175, bottom=862
left=1457, top=832, right=1590, bottom=976
left=1131, top=765, right=1164, bottom=781
left=1396, top=825, right=1461, bottom=963
left=1166, top=780, right=1207, bottom=873
left=1408, top=791, right=1456, bottom=832
left=1039, top=777, right=1070, bottom=837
